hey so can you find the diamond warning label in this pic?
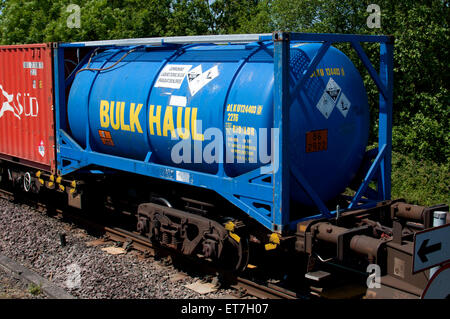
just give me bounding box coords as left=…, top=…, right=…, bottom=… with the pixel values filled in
left=315, top=77, right=345, bottom=119
left=325, top=77, right=341, bottom=101
left=187, top=65, right=219, bottom=96
left=316, top=92, right=335, bottom=119
left=187, top=65, right=202, bottom=83
left=336, top=93, right=351, bottom=117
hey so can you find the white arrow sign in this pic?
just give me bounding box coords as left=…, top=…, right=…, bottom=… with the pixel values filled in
left=413, top=223, right=450, bottom=274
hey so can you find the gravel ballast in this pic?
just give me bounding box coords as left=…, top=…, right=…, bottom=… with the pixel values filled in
left=0, top=198, right=235, bottom=299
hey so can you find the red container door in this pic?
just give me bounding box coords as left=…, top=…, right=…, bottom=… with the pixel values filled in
left=0, top=43, right=55, bottom=173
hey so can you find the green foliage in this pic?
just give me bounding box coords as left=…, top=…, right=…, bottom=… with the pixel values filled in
left=386, top=2, right=450, bottom=164
left=28, top=283, right=42, bottom=296
left=233, top=0, right=273, bottom=33
left=0, top=0, right=174, bottom=43
left=0, top=0, right=270, bottom=41
left=165, top=0, right=213, bottom=36
left=392, top=151, right=449, bottom=206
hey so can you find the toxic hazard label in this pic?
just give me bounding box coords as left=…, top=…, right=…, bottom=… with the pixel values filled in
left=187, top=65, right=219, bottom=96
left=155, top=64, right=192, bottom=89
left=188, top=65, right=202, bottom=83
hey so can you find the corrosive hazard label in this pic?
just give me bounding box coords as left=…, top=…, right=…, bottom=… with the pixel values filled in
left=336, top=93, right=351, bottom=117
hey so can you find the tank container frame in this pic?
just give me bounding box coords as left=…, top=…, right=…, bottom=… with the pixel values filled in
left=53, top=32, right=394, bottom=233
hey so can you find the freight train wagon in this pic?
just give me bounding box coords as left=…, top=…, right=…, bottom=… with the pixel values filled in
left=0, top=32, right=449, bottom=298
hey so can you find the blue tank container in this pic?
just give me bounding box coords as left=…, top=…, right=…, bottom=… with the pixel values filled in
left=67, top=42, right=369, bottom=206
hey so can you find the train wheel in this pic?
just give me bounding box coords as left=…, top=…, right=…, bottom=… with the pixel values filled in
left=23, top=172, right=32, bottom=192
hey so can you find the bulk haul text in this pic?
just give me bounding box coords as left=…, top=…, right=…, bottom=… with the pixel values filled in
left=99, top=100, right=204, bottom=141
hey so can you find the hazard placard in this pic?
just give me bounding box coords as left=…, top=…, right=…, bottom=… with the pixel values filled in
left=306, top=129, right=328, bottom=153
left=98, top=130, right=114, bottom=146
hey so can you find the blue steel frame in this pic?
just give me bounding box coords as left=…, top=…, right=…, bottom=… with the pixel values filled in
left=53, top=32, right=394, bottom=233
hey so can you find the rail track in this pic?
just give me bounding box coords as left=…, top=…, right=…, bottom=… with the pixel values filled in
left=104, top=226, right=301, bottom=299
left=0, top=187, right=302, bottom=299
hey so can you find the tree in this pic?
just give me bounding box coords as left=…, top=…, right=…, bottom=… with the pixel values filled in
left=0, top=0, right=448, bottom=165
left=0, top=0, right=174, bottom=43
left=166, top=0, right=214, bottom=36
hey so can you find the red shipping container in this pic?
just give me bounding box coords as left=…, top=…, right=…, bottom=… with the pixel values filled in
left=0, top=43, right=55, bottom=173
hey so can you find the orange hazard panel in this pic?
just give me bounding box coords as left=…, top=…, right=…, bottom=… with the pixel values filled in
left=306, top=129, right=328, bottom=153
left=98, top=130, right=115, bottom=146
